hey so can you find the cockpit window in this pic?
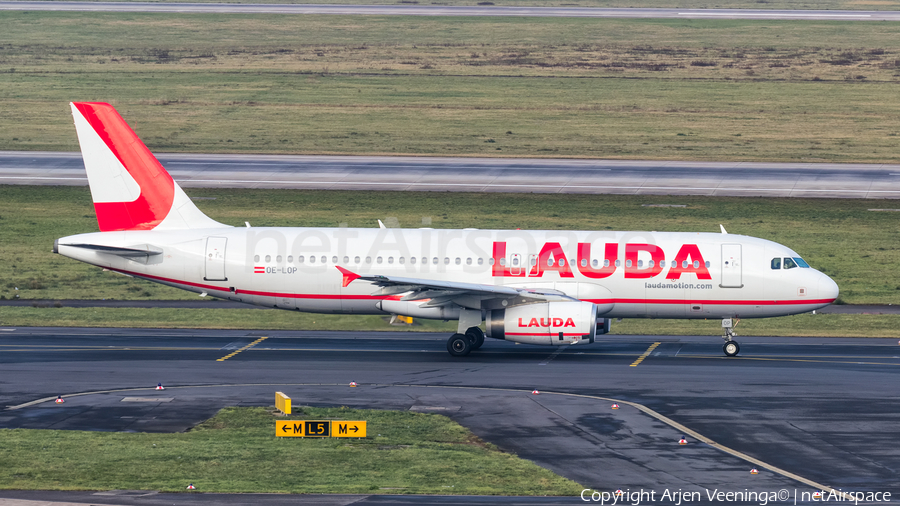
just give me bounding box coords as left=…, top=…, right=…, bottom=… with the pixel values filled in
left=783, top=257, right=798, bottom=269
left=793, top=257, right=810, bottom=268
left=771, top=258, right=781, bottom=270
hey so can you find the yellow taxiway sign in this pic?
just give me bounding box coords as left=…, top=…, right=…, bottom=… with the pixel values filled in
left=276, top=420, right=366, bottom=438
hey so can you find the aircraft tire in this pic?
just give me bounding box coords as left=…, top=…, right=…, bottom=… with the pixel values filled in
left=723, top=340, right=740, bottom=357
left=447, top=333, right=472, bottom=357
left=466, top=327, right=485, bottom=350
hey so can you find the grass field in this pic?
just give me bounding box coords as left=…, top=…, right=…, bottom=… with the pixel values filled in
left=1, top=13, right=899, bottom=161
left=2, top=306, right=900, bottom=337
left=2, top=185, right=899, bottom=306
left=0, top=406, right=582, bottom=494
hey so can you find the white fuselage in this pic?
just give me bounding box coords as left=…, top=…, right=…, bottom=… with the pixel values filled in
left=57, top=227, right=839, bottom=320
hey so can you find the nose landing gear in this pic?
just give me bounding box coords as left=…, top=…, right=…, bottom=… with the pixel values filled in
left=722, top=318, right=740, bottom=357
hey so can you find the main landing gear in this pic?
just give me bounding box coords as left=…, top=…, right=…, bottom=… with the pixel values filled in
left=447, top=327, right=484, bottom=357
left=722, top=318, right=740, bottom=357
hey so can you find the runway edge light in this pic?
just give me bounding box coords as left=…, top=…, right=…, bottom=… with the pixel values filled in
left=611, top=403, right=619, bottom=409
left=679, top=436, right=688, bottom=445
left=349, top=381, right=357, bottom=387
left=55, top=396, right=64, bottom=404
left=156, top=383, right=165, bottom=390
left=750, top=468, right=759, bottom=474
left=532, top=389, right=540, bottom=395
left=187, top=483, right=195, bottom=490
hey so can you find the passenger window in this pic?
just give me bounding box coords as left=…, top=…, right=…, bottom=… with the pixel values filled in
left=399, top=257, right=405, bottom=265
left=559, top=258, right=566, bottom=267
left=343, top=256, right=349, bottom=263
left=387, top=257, right=394, bottom=264
left=332, top=256, right=338, bottom=263
left=582, top=259, right=588, bottom=268
left=410, top=257, right=416, bottom=264
left=648, top=260, right=654, bottom=268
left=488, top=258, right=495, bottom=265
left=466, top=258, right=472, bottom=265
left=287, top=256, right=293, bottom=263
left=254, top=255, right=260, bottom=262
left=693, top=260, right=699, bottom=269
left=660, top=260, right=665, bottom=268
left=298, top=255, right=305, bottom=263
left=771, top=258, right=781, bottom=269
left=625, top=259, right=632, bottom=268
left=277, top=255, right=283, bottom=263
left=705, top=261, right=710, bottom=268
left=433, top=257, right=439, bottom=264
left=354, top=256, right=360, bottom=263
left=637, top=260, right=644, bottom=268
left=377, top=257, right=383, bottom=264
left=794, top=257, right=810, bottom=268
left=615, top=260, right=621, bottom=267
left=321, top=256, right=326, bottom=263
left=444, top=257, right=450, bottom=265
left=605, top=259, right=610, bottom=268
left=477, top=258, right=484, bottom=265
left=783, top=257, right=798, bottom=269
left=265, top=255, right=271, bottom=262
left=365, top=257, right=372, bottom=264
left=309, top=256, right=315, bottom=264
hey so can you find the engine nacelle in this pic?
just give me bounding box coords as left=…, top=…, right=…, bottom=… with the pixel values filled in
left=485, top=301, right=598, bottom=345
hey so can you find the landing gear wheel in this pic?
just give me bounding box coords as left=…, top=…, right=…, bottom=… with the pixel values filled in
left=723, top=340, right=740, bottom=357
left=465, top=327, right=485, bottom=350
left=447, top=333, right=472, bottom=357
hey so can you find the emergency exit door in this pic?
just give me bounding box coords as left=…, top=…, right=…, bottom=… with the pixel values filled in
left=205, top=237, right=228, bottom=281
left=720, top=244, right=742, bottom=288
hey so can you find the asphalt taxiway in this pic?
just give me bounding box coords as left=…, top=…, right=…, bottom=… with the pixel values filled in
left=1, top=327, right=898, bottom=503
left=4, top=152, right=900, bottom=198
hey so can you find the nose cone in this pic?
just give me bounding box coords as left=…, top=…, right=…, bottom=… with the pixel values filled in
left=818, top=273, right=839, bottom=303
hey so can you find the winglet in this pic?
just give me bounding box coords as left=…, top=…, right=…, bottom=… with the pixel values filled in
left=336, top=265, right=362, bottom=287
left=720, top=224, right=728, bottom=234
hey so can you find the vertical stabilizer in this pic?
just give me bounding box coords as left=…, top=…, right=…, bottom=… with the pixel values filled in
left=70, top=102, right=228, bottom=231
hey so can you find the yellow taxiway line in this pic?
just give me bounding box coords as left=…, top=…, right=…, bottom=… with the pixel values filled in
left=216, top=336, right=268, bottom=361
left=629, top=342, right=661, bottom=366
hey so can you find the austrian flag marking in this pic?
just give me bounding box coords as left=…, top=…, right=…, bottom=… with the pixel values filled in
left=254, top=266, right=265, bottom=274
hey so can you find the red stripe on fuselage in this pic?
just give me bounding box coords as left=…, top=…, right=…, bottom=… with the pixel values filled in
left=104, top=267, right=836, bottom=307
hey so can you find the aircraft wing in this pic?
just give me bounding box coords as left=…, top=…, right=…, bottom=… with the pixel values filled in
left=336, top=266, right=577, bottom=309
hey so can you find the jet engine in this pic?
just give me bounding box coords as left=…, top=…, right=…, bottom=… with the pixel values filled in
left=485, top=301, right=598, bottom=345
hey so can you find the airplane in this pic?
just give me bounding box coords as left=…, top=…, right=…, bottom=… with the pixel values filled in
left=54, top=102, right=840, bottom=357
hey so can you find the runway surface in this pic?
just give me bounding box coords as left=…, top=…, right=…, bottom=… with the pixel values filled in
left=1, top=2, right=899, bottom=20
left=4, top=151, right=900, bottom=198
left=1, top=327, right=898, bottom=504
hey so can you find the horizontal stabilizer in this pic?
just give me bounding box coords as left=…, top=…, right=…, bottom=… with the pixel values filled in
left=64, top=243, right=163, bottom=258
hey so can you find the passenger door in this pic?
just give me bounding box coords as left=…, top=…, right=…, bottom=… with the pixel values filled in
left=204, top=237, right=228, bottom=281
left=720, top=244, right=742, bottom=288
